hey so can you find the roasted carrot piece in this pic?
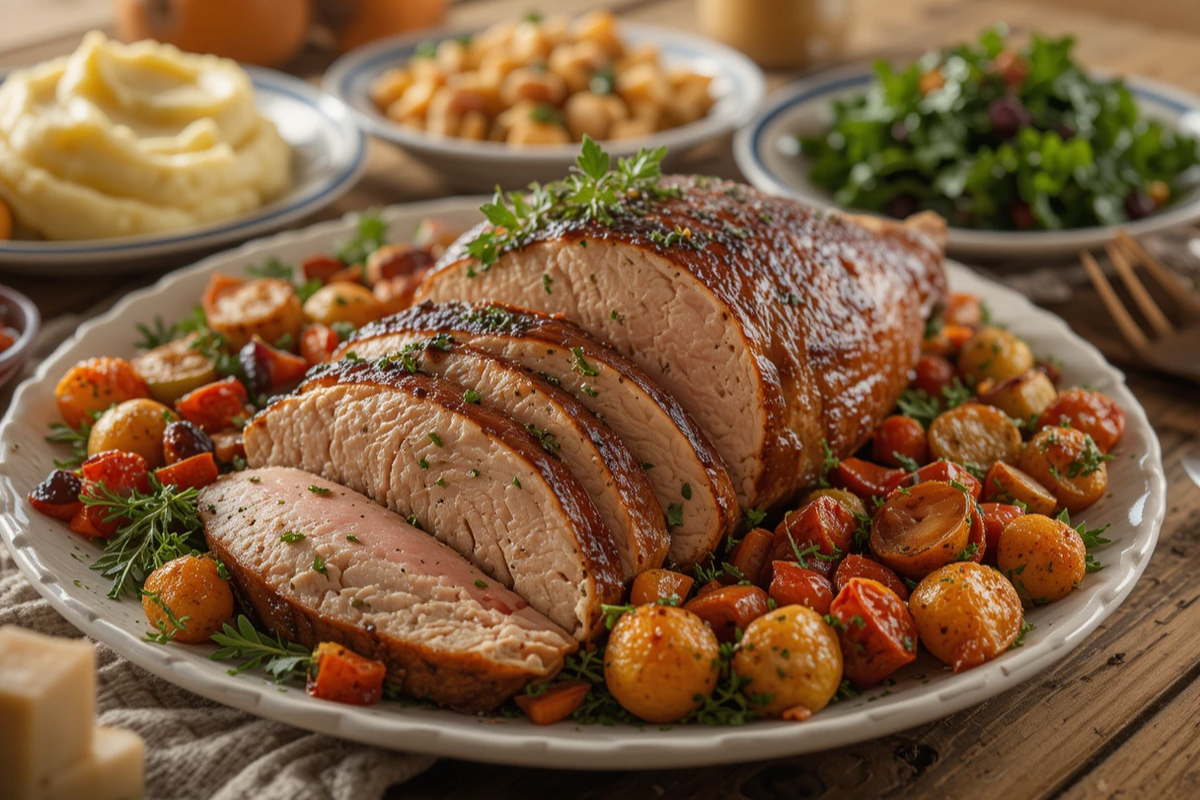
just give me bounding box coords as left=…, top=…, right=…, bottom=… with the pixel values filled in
left=306, top=642, right=387, bottom=706
left=175, top=376, right=249, bottom=433
left=684, top=585, right=770, bottom=643
left=154, top=453, right=220, bottom=491
left=771, top=495, right=856, bottom=568
left=300, top=324, right=341, bottom=366
left=768, top=562, right=834, bottom=615
left=890, top=460, right=982, bottom=499
left=833, top=458, right=907, bottom=502
left=727, top=528, right=774, bottom=586
left=302, top=254, right=343, bottom=284
left=834, top=554, right=909, bottom=601
left=830, top=577, right=918, bottom=687
left=514, top=680, right=591, bottom=725
left=978, top=503, right=1025, bottom=565
left=629, top=569, right=695, bottom=606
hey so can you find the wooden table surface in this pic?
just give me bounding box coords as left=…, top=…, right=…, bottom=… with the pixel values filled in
left=3, top=2, right=1200, bottom=799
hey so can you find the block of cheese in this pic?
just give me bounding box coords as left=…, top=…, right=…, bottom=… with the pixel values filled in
left=0, top=626, right=96, bottom=800
left=39, top=726, right=146, bottom=800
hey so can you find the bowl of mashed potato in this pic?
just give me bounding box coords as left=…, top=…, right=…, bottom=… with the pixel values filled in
left=0, top=32, right=365, bottom=272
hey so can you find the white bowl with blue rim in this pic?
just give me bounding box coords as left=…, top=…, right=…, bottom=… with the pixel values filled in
left=325, top=23, right=766, bottom=192
left=734, top=64, right=1200, bottom=263
left=0, top=67, right=366, bottom=275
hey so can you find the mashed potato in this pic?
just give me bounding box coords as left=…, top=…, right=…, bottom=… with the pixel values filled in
left=0, top=32, right=291, bottom=240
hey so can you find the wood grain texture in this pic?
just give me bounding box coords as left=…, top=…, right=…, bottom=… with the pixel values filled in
left=0, top=1, right=1197, bottom=797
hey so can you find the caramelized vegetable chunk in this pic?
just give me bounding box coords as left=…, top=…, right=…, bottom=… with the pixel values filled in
left=978, top=369, right=1057, bottom=424
left=162, top=420, right=215, bottom=465
left=1019, top=427, right=1109, bottom=513
left=957, top=327, right=1033, bottom=383
left=205, top=276, right=303, bottom=351
left=829, top=578, right=918, bottom=687
left=726, top=528, right=774, bottom=586
left=870, top=481, right=973, bottom=579
left=629, top=569, right=695, bottom=606
left=943, top=293, right=984, bottom=327
left=802, top=487, right=867, bottom=518
left=983, top=462, right=1058, bottom=516
left=913, top=354, right=956, bottom=396
left=834, top=554, right=909, bottom=601
left=174, top=376, right=249, bottom=433
left=604, top=605, right=720, bottom=723
left=910, top=562, right=1023, bottom=672
left=771, top=496, right=857, bottom=577
left=1037, top=389, right=1126, bottom=454
left=515, top=681, right=591, bottom=725
left=307, top=642, right=387, bottom=705
left=873, top=415, right=929, bottom=468
left=29, top=469, right=83, bottom=520
left=239, top=336, right=308, bottom=394
left=768, top=562, right=835, bottom=615
left=684, top=585, right=771, bottom=643
left=303, top=282, right=385, bottom=328
left=977, top=503, right=1025, bottom=564
left=996, top=514, right=1087, bottom=605
left=889, top=461, right=982, bottom=499
left=55, top=356, right=150, bottom=429
left=300, top=324, right=341, bottom=366
left=927, top=403, right=1022, bottom=474
left=833, top=458, right=907, bottom=502
left=733, top=605, right=843, bottom=719
left=132, top=338, right=218, bottom=404
left=154, top=452, right=220, bottom=491
left=141, top=555, right=234, bottom=644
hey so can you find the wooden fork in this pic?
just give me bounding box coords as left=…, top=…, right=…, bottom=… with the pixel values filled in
left=1081, top=231, right=1200, bottom=383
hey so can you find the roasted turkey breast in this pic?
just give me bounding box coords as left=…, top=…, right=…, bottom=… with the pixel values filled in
left=341, top=301, right=738, bottom=567
left=243, top=361, right=623, bottom=640
left=201, top=468, right=576, bottom=712
left=418, top=178, right=946, bottom=511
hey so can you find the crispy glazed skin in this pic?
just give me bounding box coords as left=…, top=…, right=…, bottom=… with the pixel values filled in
left=421, top=177, right=946, bottom=510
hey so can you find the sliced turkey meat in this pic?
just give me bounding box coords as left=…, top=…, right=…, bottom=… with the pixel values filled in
left=243, top=360, right=623, bottom=640
left=418, top=178, right=946, bottom=511
left=200, top=467, right=575, bottom=712
left=360, top=335, right=668, bottom=577
left=339, top=301, right=737, bottom=568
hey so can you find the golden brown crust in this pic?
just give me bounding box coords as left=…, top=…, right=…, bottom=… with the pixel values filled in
left=424, top=177, right=946, bottom=509
left=207, top=534, right=559, bottom=712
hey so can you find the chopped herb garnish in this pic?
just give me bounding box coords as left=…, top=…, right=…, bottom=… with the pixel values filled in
left=307, top=485, right=332, bottom=495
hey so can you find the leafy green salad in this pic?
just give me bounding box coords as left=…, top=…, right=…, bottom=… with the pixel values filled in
left=800, top=27, right=1200, bottom=231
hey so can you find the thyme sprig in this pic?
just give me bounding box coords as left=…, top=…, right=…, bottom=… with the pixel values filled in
left=210, top=615, right=314, bottom=682
left=85, top=477, right=205, bottom=599
left=464, top=136, right=681, bottom=271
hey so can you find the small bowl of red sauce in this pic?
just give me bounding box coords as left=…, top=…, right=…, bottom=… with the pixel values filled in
left=0, top=284, right=40, bottom=389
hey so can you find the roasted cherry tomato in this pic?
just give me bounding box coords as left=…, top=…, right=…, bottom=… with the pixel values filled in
left=834, top=554, right=909, bottom=601
left=302, top=254, right=343, bottom=284
left=978, top=503, right=1025, bottom=565
left=829, top=577, right=918, bottom=687
left=768, top=562, right=834, bottom=615
left=833, top=457, right=907, bottom=503
left=913, top=354, right=956, bottom=397
left=174, top=376, right=249, bottom=433
left=300, top=324, right=341, bottom=367
left=943, top=293, right=983, bottom=328
left=683, top=585, right=770, bottom=643
left=28, top=469, right=83, bottom=520
left=80, top=450, right=151, bottom=495
left=1037, top=388, right=1126, bottom=454
left=872, top=415, right=929, bottom=469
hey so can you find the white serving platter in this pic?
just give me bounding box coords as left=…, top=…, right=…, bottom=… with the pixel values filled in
left=0, top=197, right=1164, bottom=769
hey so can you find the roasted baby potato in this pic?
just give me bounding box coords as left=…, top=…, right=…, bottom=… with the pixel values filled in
left=206, top=277, right=303, bottom=351
left=131, top=337, right=218, bottom=404
left=1037, top=388, right=1127, bottom=454
left=141, top=555, right=234, bottom=644
left=870, top=481, right=973, bottom=579
left=1018, top=427, right=1109, bottom=513
left=733, top=605, right=843, bottom=719
left=927, top=403, right=1022, bottom=473
left=55, top=356, right=150, bottom=429
left=604, top=605, right=720, bottom=723
left=957, top=327, right=1034, bottom=383
left=982, top=461, right=1058, bottom=516
left=996, top=514, right=1087, bottom=605
left=87, top=398, right=177, bottom=467
left=910, top=562, right=1023, bottom=672
left=829, top=577, right=918, bottom=686
left=303, top=282, right=386, bottom=328
left=978, top=369, right=1057, bottom=424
